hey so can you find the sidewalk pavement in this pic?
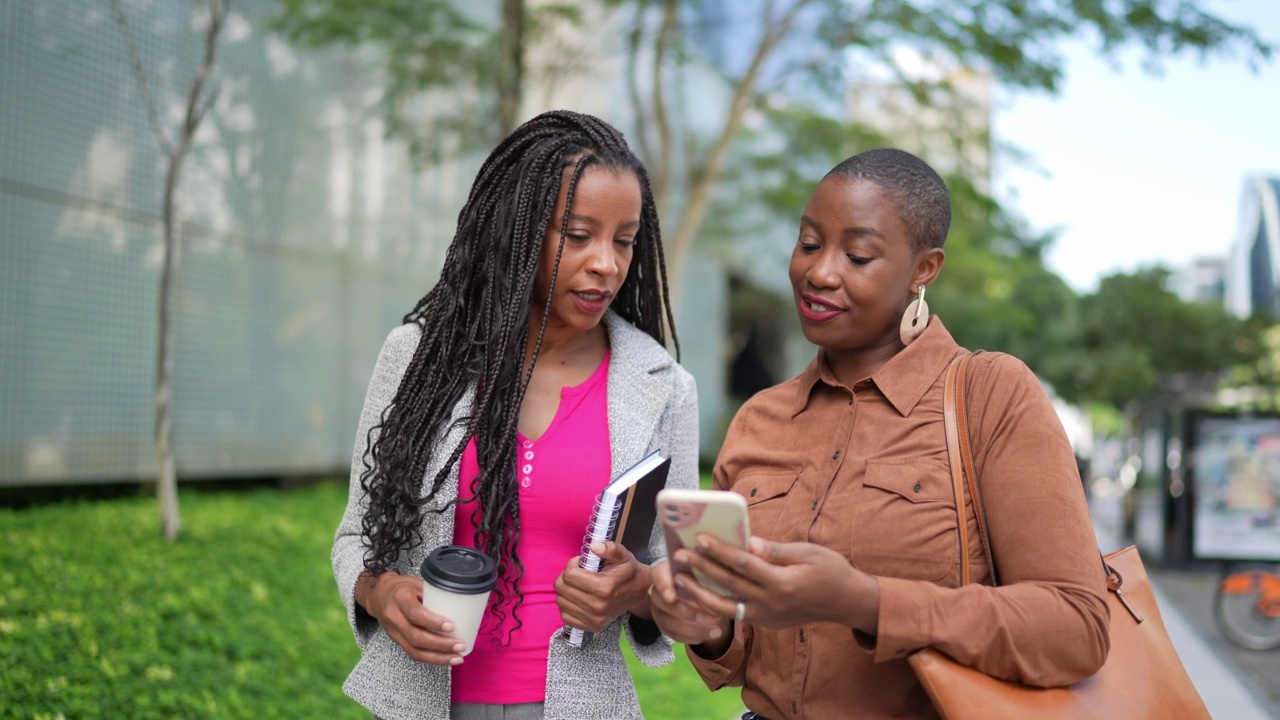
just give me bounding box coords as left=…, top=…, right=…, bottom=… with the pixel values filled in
left=1091, top=494, right=1278, bottom=720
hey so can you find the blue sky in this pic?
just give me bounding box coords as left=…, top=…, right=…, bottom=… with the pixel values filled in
left=991, top=0, right=1279, bottom=293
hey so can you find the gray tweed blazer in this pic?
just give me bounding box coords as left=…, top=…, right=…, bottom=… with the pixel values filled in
left=332, top=311, right=699, bottom=720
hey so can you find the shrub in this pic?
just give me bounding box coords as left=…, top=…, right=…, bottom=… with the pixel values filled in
left=0, top=481, right=744, bottom=719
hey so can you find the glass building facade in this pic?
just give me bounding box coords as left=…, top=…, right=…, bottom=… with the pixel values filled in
left=1226, top=175, right=1280, bottom=319
left=0, top=0, right=477, bottom=485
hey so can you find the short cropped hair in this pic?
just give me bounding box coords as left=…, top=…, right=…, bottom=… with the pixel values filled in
left=825, top=148, right=951, bottom=251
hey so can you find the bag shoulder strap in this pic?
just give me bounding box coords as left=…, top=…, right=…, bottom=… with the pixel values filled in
left=945, top=352, right=1129, bottom=610
left=943, top=351, right=999, bottom=586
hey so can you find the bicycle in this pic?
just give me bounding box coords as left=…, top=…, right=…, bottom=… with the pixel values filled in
left=1214, top=562, right=1280, bottom=651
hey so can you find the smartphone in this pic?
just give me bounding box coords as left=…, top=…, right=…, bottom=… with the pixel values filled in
left=656, top=488, right=751, bottom=598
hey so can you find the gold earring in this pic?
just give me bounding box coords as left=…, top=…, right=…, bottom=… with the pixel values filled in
left=899, top=285, right=929, bottom=346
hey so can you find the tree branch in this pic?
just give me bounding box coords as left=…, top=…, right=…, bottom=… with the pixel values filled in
left=650, top=0, right=678, bottom=217
left=110, top=0, right=174, bottom=158
left=666, top=0, right=815, bottom=302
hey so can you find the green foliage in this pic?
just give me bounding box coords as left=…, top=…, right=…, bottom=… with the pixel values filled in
left=0, top=483, right=363, bottom=719
left=0, top=482, right=741, bottom=719
left=815, top=0, right=1271, bottom=92
left=270, top=0, right=583, bottom=163
left=272, top=0, right=503, bottom=160
left=623, top=641, right=746, bottom=719
left=1221, top=317, right=1280, bottom=411
left=1049, top=267, right=1247, bottom=407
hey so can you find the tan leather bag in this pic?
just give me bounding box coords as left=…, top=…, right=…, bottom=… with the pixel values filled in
left=907, top=352, right=1212, bottom=720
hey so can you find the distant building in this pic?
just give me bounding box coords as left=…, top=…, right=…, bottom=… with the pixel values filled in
left=1170, top=256, right=1226, bottom=305
left=1225, top=175, right=1280, bottom=318
left=846, top=65, right=994, bottom=194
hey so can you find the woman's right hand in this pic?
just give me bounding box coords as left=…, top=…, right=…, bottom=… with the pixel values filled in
left=356, top=570, right=467, bottom=665
left=648, top=559, right=732, bottom=656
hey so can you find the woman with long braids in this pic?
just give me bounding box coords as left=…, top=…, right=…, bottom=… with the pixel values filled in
left=332, top=110, right=698, bottom=720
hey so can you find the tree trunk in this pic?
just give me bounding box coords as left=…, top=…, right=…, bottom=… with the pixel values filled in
left=154, top=178, right=180, bottom=540
left=498, top=0, right=525, bottom=136
left=117, top=0, right=225, bottom=541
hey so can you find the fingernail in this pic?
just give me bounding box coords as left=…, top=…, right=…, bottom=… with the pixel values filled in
left=590, top=542, right=605, bottom=555
left=453, top=643, right=466, bottom=653
left=449, top=656, right=464, bottom=665
left=441, top=622, right=455, bottom=632
left=708, top=627, right=722, bottom=639
left=696, top=536, right=710, bottom=550
left=749, top=536, right=764, bottom=553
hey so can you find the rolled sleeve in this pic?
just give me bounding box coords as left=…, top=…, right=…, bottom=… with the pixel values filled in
left=686, top=624, right=750, bottom=690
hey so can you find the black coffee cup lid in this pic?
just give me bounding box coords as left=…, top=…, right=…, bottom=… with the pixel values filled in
left=421, top=545, right=498, bottom=594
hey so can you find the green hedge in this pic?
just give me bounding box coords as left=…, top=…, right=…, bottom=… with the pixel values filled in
left=0, top=481, right=744, bottom=719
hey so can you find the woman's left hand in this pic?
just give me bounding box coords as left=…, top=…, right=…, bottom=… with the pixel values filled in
left=555, top=541, right=652, bottom=634
left=673, top=534, right=880, bottom=634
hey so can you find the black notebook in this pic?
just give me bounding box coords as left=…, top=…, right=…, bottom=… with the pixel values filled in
left=564, top=450, right=671, bottom=648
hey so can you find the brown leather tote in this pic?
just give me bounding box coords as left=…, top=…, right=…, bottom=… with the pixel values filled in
left=907, top=352, right=1212, bottom=720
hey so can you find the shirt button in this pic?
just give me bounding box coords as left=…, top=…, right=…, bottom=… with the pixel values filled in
left=524, top=451, right=534, bottom=460
left=522, top=464, right=533, bottom=475
left=522, top=440, right=533, bottom=449
left=847, top=396, right=854, bottom=405
left=832, top=450, right=841, bottom=460
left=750, top=488, right=758, bottom=497
left=913, top=482, right=923, bottom=493
left=520, top=477, right=531, bottom=488
left=799, top=629, right=806, bottom=642
left=810, top=501, right=817, bottom=511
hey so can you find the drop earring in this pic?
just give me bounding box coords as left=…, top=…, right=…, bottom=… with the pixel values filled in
left=899, top=285, right=929, bottom=346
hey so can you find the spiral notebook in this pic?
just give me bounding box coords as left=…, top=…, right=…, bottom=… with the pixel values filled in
left=564, top=450, right=671, bottom=648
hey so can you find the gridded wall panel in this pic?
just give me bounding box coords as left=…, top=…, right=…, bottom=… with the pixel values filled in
left=0, top=0, right=471, bottom=485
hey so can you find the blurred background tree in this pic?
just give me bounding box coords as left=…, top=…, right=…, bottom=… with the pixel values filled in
left=272, top=0, right=584, bottom=159
left=270, top=0, right=1273, bottom=428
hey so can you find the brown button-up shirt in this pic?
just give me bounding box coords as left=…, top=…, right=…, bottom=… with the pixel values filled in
left=688, top=318, right=1109, bottom=719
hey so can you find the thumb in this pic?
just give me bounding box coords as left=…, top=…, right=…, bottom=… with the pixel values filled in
left=591, top=540, right=634, bottom=564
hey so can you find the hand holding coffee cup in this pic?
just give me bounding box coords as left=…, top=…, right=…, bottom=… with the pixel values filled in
left=420, top=545, right=498, bottom=656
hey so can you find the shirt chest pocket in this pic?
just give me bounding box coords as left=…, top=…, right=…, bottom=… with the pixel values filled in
left=849, top=460, right=959, bottom=582
left=732, top=472, right=798, bottom=542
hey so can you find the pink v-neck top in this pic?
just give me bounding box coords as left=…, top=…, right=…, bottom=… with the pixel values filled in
left=450, top=351, right=613, bottom=704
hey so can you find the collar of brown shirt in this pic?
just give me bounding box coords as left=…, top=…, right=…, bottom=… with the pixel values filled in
left=789, top=315, right=959, bottom=420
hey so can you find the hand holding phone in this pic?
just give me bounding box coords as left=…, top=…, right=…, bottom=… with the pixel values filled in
left=656, top=489, right=750, bottom=598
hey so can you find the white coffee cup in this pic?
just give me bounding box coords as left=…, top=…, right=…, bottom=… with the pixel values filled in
left=420, top=545, right=498, bottom=656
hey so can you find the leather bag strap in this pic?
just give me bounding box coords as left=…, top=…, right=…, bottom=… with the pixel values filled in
left=944, top=352, right=1130, bottom=611
left=943, top=352, right=999, bottom=587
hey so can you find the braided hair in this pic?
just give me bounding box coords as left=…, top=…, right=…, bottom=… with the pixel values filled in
left=358, top=110, right=678, bottom=632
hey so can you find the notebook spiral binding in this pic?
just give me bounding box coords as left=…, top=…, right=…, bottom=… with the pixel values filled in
left=564, top=494, right=622, bottom=647
left=579, top=495, right=622, bottom=572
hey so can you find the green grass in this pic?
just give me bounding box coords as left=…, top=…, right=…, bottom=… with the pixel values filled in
left=0, top=481, right=743, bottom=719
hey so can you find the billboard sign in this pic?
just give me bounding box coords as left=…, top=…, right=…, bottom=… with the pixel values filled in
left=1190, top=413, right=1280, bottom=561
